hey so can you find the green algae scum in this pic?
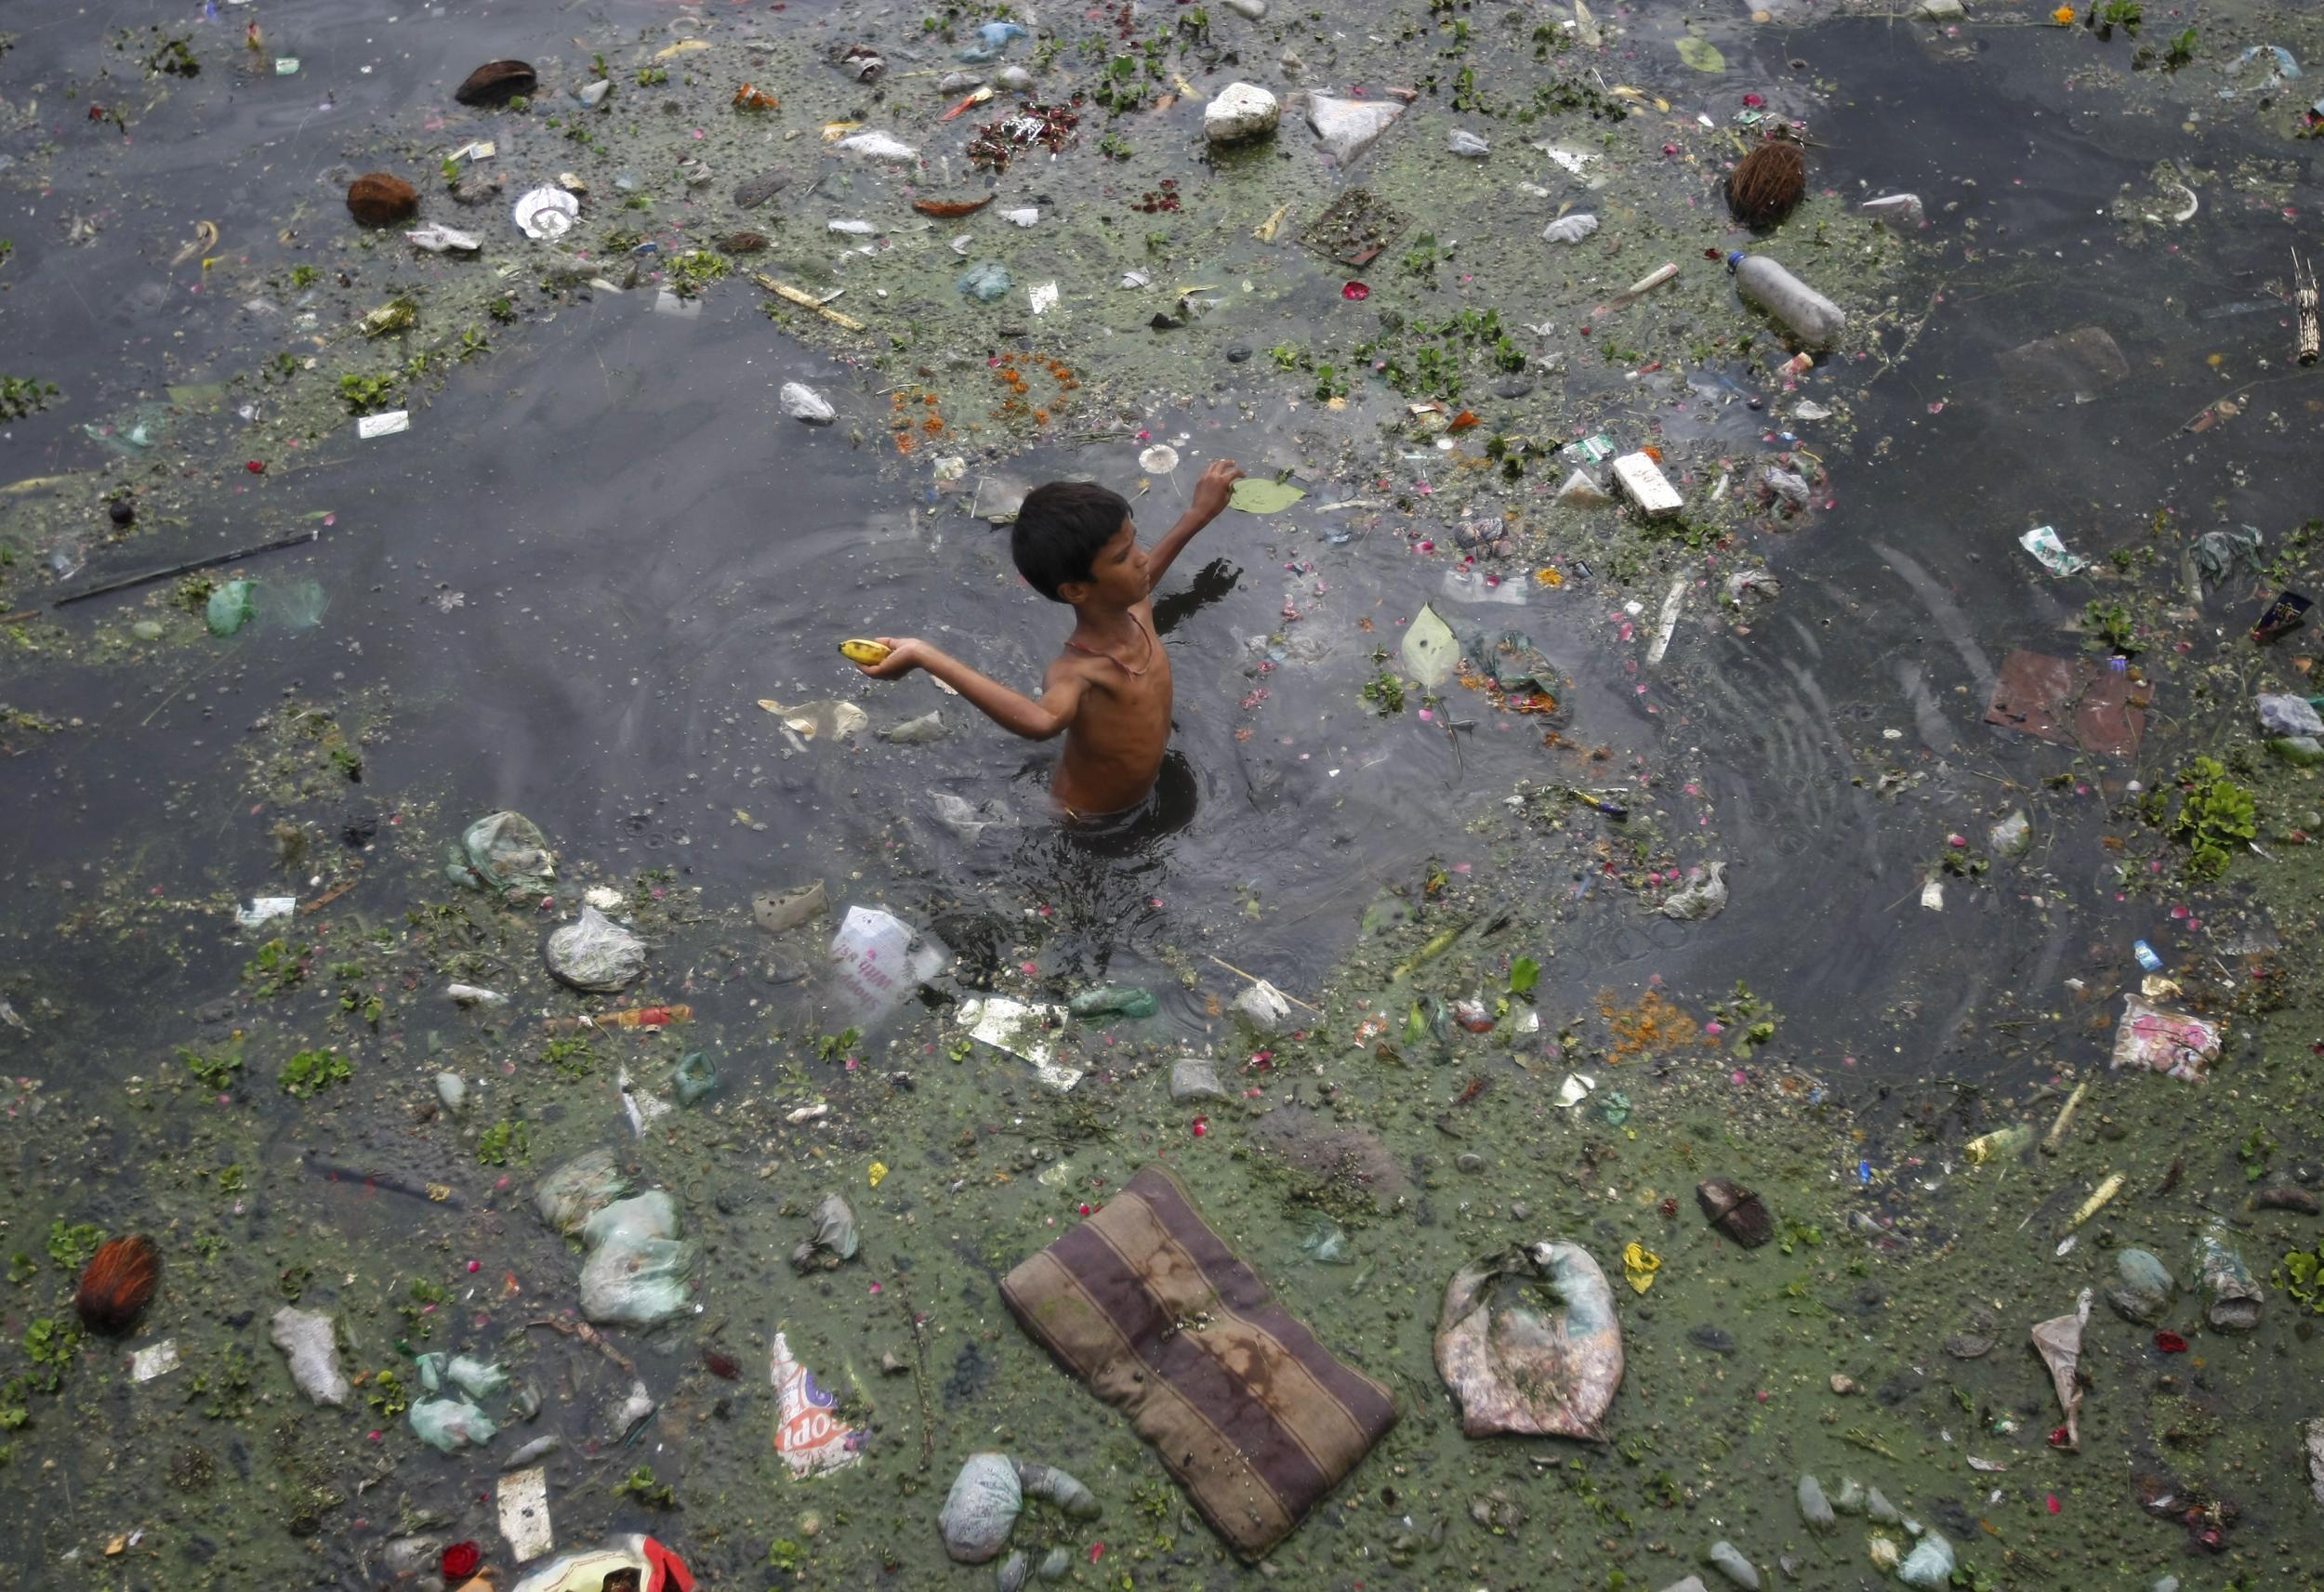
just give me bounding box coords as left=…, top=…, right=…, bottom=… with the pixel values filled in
left=6, top=0, right=2324, bottom=1587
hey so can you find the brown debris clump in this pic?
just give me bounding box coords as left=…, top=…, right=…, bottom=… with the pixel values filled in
left=1728, top=138, right=1805, bottom=230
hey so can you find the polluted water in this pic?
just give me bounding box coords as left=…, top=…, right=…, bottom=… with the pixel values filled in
left=6, top=1, right=2324, bottom=1588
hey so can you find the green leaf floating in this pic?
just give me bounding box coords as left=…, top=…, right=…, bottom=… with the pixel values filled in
left=1228, top=477, right=1308, bottom=514
left=1400, top=603, right=1459, bottom=688
left=1675, top=35, right=1725, bottom=72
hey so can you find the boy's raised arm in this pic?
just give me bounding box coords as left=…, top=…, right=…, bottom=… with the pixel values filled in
left=855, top=638, right=1084, bottom=741
left=1142, top=459, right=1244, bottom=591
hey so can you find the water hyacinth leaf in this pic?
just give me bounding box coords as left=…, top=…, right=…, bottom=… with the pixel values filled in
left=1228, top=477, right=1307, bottom=514
left=1509, top=956, right=1540, bottom=995
left=1676, top=35, right=1726, bottom=72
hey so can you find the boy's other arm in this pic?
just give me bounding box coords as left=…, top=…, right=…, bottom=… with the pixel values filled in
left=856, top=638, right=1085, bottom=741
left=1142, top=459, right=1244, bottom=591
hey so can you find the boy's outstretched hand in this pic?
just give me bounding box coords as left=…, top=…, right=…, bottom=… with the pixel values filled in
left=1189, top=459, right=1246, bottom=521
left=852, top=637, right=924, bottom=680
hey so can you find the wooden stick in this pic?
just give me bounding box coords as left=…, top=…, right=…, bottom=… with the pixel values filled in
left=1205, top=954, right=1320, bottom=1013
left=751, top=273, right=866, bottom=331
left=54, top=526, right=320, bottom=607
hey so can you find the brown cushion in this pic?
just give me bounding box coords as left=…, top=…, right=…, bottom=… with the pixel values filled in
left=1000, top=1164, right=1397, bottom=1559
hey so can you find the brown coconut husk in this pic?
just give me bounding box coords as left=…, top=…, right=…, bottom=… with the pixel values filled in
left=1728, top=138, right=1806, bottom=230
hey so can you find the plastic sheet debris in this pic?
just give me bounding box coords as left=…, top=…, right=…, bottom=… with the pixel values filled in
left=509, top=1536, right=694, bottom=1592
left=1556, top=467, right=1611, bottom=505
left=1859, top=193, right=1924, bottom=227
left=357, top=410, right=411, bottom=439
left=759, top=697, right=867, bottom=745
left=780, top=382, right=837, bottom=425
left=1541, top=212, right=1600, bottom=244
left=1437, top=1241, right=1622, bottom=1439
left=836, top=131, right=918, bottom=162
left=1169, top=1056, right=1228, bottom=1101
left=1027, top=282, right=1059, bottom=315
left=754, top=881, right=827, bottom=934
left=2195, top=1219, right=2262, bottom=1331
left=2019, top=525, right=2088, bottom=576
left=1659, top=862, right=1727, bottom=921
left=2110, top=994, right=2220, bottom=1083
left=958, top=995, right=1080, bottom=1090
left=578, top=1191, right=693, bottom=1326
left=957, top=20, right=1029, bottom=63
left=957, top=260, right=1013, bottom=302
left=1307, top=94, right=1406, bottom=165
left=1645, top=575, right=1686, bottom=665
left=205, top=578, right=257, bottom=636
left=1400, top=603, right=1459, bottom=686
left=407, top=223, right=482, bottom=254
left=941, top=1454, right=1024, bottom=1563
left=1555, top=1072, right=1596, bottom=1109
left=2106, top=1247, right=2174, bottom=1323
left=270, top=1307, right=350, bottom=1406
left=499, top=1466, right=553, bottom=1563
left=1984, top=650, right=2150, bottom=758
left=1897, top=1531, right=1955, bottom=1588
left=829, top=904, right=950, bottom=1030
left=1763, top=467, right=1812, bottom=507
left=544, top=905, right=646, bottom=993
left=1989, top=809, right=2031, bottom=856
left=514, top=186, right=580, bottom=241
left=2191, top=524, right=2265, bottom=586
left=2030, top=1288, right=2092, bottom=1450
left=878, top=710, right=947, bottom=745
left=931, top=791, right=1018, bottom=842
left=536, top=1149, right=631, bottom=1234
left=1233, top=977, right=1294, bottom=1033
left=1706, top=1545, right=1759, bottom=1591
left=130, top=1339, right=180, bottom=1382
left=411, top=1394, right=497, bottom=1453
left=235, top=895, right=296, bottom=928
left=2257, top=693, right=2324, bottom=737
left=1996, top=326, right=2127, bottom=397
left=1000, top=1164, right=1394, bottom=1559
left=826, top=219, right=878, bottom=236
left=772, top=1329, right=863, bottom=1476
left=789, top=1192, right=860, bottom=1272
left=1447, top=128, right=1490, bottom=157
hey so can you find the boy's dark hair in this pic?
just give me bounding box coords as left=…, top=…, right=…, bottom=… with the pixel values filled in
left=1012, top=481, right=1129, bottom=601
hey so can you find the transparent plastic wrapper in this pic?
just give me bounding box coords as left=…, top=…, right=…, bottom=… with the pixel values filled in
left=205, top=578, right=257, bottom=637
left=2195, top=1218, right=2262, bottom=1331
left=1658, top=862, right=1727, bottom=921
left=453, top=810, right=556, bottom=895
left=578, top=1192, right=693, bottom=1326
left=410, top=1395, right=497, bottom=1453
left=535, top=1147, right=630, bottom=1234
left=789, top=1192, right=860, bottom=1272
left=269, top=1306, right=349, bottom=1406
left=1435, top=1241, right=1623, bottom=1440
left=544, top=905, right=647, bottom=993
left=828, top=905, right=950, bottom=1030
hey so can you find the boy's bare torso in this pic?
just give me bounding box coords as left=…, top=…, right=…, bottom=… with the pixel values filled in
left=1050, top=598, right=1171, bottom=818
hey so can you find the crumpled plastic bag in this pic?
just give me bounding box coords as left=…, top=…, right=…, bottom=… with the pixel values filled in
left=2109, top=994, right=2220, bottom=1083
left=410, top=1394, right=497, bottom=1453
left=545, top=905, right=647, bottom=993
left=1658, top=862, right=1727, bottom=921
left=535, top=1147, right=632, bottom=1234
left=2193, top=524, right=2264, bottom=586
left=790, top=1191, right=860, bottom=1272
left=452, top=810, right=556, bottom=895
left=2028, top=1288, right=2091, bottom=1451
left=1434, top=1241, right=1623, bottom=1440
left=578, top=1191, right=694, bottom=1327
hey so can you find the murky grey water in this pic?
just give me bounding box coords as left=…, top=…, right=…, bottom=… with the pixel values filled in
left=4, top=0, right=2321, bottom=1584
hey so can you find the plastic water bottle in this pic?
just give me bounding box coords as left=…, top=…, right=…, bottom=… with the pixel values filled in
left=1727, top=252, right=1846, bottom=347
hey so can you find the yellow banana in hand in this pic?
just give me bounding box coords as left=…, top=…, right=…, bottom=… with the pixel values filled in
left=838, top=638, right=891, bottom=666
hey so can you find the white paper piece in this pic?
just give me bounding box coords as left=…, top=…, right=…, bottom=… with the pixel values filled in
left=1921, top=878, right=1946, bottom=912
left=1028, top=281, right=1059, bottom=315
left=131, top=1340, right=181, bottom=1382
left=357, top=411, right=410, bottom=440
left=497, top=1465, right=554, bottom=1562
left=957, top=996, right=1081, bottom=1090
left=236, top=896, right=297, bottom=928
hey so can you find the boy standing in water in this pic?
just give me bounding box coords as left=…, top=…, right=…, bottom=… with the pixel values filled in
left=854, top=460, right=1243, bottom=819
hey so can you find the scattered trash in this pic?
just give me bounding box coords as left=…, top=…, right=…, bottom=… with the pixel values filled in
left=270, top=1306, right=350, bottom=1407
left=497, top=1466, right=554, bottom=1564
left=1541, top=212, right=1600, bottom=244
left=2106, top=1247, right=2174, bottom=1323
left=2110, top=995, right=2220, bottom=1083
left=2252, top=589, right=2313, bottom=643
left=1557, top=467, right=1612, bottom=505
left=772, top=1329, right=863, bottom=1476
left=2257, top=693, right=2324, bottom=738
left=878, top=710, right=947, bottom=745
left=1798, top=1474, right=1836, bottom=1533
left=1437, top=1241, right=1622, bottom=1439
left=1985, top=650, right=2150, bottom=758
left=1657, top=865, right=1728, bottom=921
left=1896, top=1531, right=1955, bottom=1588
left=1621, top=1241, right=1661, bottom=1295
left=544, top=905, right=647, bottom=993
left=789, top=1192, right=860, bottom=1272
left=1169, top=1056, right=1227, bottom=1102
left=576, top=1190, right=693, bottom=1327
left=1027, top=282, right=1059, bottom=315
left=1002, top=1165, right=1393, bottom=1559
left=2070, top=1172, right=2124, bottom=1228
left=2195, top=1219, right=2263, bottom=1331
left=235, top=895, right=297, bottom=928
left=1859, top=193, right=1924, bottom=227
left=1762, top=467, right=1812, bottom=508
left=1728, top=252, right=1843, bottom=345
left=410, top=1393, right=497, bottom=1453
left=1996, top=326, right=2127, bottom=397
left=1233, top=977, right=1295, bottom=1033
left=514, top=186, right=580, bottom=241
left=1697, top=1178, right=1773, bottom=1248
left=2030, top=1288, right=2092, bottom=1450
left=829, top=906, right=950, bottom=1030
left=1447, top=128, right=1490, bottom=157
left=1728, top=138, right=1804, bottom=229
left=1612, top=453, right=1684, bottom=520
left=1069, top=985, right=1159, bottom=1020
left=1706, top=1540, right=1761, bottom=1590
left=780, top=382, right=838, bottom=425
left=836, top=131, right=918, bottom=162
left=130, top=1339, right=180, bottom=1382
left=1964, top=1124, right=2032, bottom=1164
left=205, top=578, right=257, bottom=637
left=1401, top=603, right=1460, bottom=687
left=1307, top=95, right=1406, bottom=165
left=509, top=1536, right=694, bottom=1592
left=357, top=410, right=411, bottom=439
left=957, top=995, right=1081, bottom=1090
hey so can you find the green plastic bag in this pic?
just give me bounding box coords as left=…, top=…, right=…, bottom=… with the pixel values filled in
left=205, top=579, right=257, bottom=637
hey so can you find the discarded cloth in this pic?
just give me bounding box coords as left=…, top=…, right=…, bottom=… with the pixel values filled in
left=1000, top=1164, right=1396, bottom=1560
